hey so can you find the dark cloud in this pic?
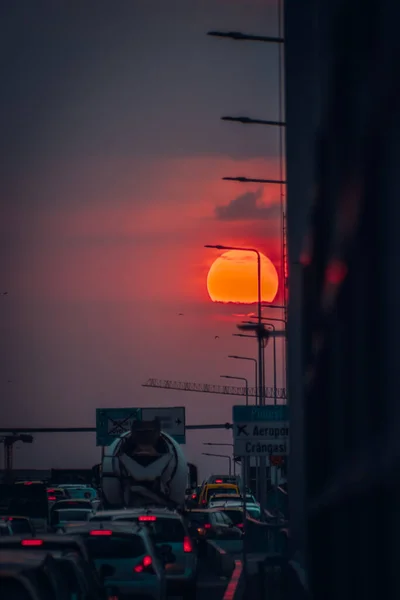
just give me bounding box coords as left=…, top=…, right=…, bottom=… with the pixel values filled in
left=215, top=189, right=281, bottom=221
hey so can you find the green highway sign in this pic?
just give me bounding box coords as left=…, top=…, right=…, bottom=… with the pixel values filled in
left=96, top=408, right=142, bottom=446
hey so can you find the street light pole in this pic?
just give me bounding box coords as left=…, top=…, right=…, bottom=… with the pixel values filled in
left=205, top=244, right=264, bottom=407
left=202, top=452, right=232, bottom=476
left=228, top=355, right=258, bottom=406
left=204, top=443, right=236, bottom=475
left=220, top=375, right=249, bottom=406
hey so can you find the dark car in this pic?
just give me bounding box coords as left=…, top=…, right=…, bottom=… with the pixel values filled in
left=0, top=483, right=49, bottom=532
left=1, top=516, right=36, bottom=535
left=0, top=535, right=105, bottom=598
left=0, top=549, right=71, bottom=600
left=185, top=508, right=242, bottom=555
left=0, top=570, right=43, bottom=600
left=0, top=533, right=92, bottom=563
left=54, top=552, right=105, bottom=600
left=50, top=500, right=93, bottom=528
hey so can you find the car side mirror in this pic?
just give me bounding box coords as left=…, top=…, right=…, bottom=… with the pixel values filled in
left=99, top=564, right=115, bottom=579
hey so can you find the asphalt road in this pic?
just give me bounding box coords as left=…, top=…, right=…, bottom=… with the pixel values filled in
left=168, top=557, right=229, bottom=600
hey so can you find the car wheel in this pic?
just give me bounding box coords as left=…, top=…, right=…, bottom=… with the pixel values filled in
left=182, top=582, right=197, bottom=600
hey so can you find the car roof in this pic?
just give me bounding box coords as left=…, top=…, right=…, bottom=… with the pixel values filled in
left=56, top=508, right=93, bottom=513
left=62, top=521, right=143, bottom=535
left=0, top=534, right=89, bottom=547
left=94, top=508, right=181, bottom=519
left=205, top=483, right=237, bottom=489
left=187, top=507, right=226, bottom=513
left=0, top=549, right=52, bottom=567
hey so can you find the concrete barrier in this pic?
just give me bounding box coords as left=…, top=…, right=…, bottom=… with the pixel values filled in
left=205, top=540, right=236, bottom=577
left=245, top=518, right=288, bottom=554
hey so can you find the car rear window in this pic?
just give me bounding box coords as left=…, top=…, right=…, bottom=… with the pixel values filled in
left=8, top=520, right=32, bottom=534
left=53, top=510, right=91, bottom=523
left=188, top=513, right=209, bottom=526
left=207, top=487, right=237, bottom=500
left=85, top=535, right=146, bottom=559
left=147, top=518, right=185, bottom=543
left=223, top=510, right=243, bottom=525
left=113, top=515, right=185, bottom=543
left=53, top=501, right=91, bottom=510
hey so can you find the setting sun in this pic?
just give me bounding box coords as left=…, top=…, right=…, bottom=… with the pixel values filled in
left=206, top=250, right=279, bottom=304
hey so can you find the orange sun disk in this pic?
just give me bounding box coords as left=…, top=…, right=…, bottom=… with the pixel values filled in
left=207, top=250, right=279, bottom=304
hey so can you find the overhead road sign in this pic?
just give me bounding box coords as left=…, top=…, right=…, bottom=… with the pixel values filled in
left=96, top=408, right=142, bottom=447
left=233, top=405, right=289, bottom=457
left=141, top=407, right=186, bottom=444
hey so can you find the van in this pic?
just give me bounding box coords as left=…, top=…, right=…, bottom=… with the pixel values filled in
left=198, top=483, right=239, bottom=507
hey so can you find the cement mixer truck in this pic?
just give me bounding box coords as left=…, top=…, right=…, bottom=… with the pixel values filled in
left=101, top=418, right=188, bottom=510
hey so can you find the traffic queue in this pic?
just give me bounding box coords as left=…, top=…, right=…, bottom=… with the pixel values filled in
left=0, top=471, right=286, bottom=599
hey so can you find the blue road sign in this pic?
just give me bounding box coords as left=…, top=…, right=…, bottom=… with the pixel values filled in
left=96, top=408, right=142, bottom=446
left=233, top=405, right=289, bottom=457
left=141, top=407, right=186, bottom=444
left=233, top=405, right=288, bottom=423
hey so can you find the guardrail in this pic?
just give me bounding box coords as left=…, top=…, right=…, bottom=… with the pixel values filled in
left=206, top=540, right=236, bottom=577
left=245, top=518, right=289, bottom=555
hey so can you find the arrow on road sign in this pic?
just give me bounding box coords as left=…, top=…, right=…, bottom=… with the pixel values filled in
left=175, top=418, right=182, bottom=425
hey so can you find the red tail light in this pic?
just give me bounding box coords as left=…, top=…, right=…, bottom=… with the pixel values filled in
left=21, top=539, right=43, bottom=546
left=215, top=479, right=223, bottom=483
left=47, top=488, right=55, bottom=492
left=138, top=515, right=156, bottom=522
left=90, top=530, right=112, bottom=536
left=191, top=494, right=196, bottom=499
left=204, top=523, right=211, bottom=530
left=24, top=482, right=33, bottom=485
left=48, top=496, right=56, bottom=501
left=134, top=555, right=153, bottom=573
left=201, top=499, right=206, bottom=505
left=183, top=536, right=193, bottom=552
left=237, top=523, right=244, bottom=528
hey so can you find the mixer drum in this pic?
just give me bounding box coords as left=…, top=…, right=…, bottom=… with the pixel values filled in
left=101, top=420, right=187, bottom=509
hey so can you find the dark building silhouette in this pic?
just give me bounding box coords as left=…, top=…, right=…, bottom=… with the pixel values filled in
left=286, top=0, right=400, bottom=597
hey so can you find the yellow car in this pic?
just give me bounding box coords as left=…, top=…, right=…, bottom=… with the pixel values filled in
left=198, top=483, right=239, bottom=507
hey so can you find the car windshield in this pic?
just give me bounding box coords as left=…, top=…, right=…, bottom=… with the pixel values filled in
left=53, top=510, right=91, bottom=523
left=84, top=534, right=145, bottom=559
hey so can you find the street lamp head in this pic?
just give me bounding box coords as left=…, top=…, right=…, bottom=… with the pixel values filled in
left=220, top=375, right=233, bottom=379
left=204, top=244, right=225, bottom=250
left=228, top=355, right=239, bottom=359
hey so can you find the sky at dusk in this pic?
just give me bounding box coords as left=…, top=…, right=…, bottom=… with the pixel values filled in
left=0, top=0, right=285, bottom=480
